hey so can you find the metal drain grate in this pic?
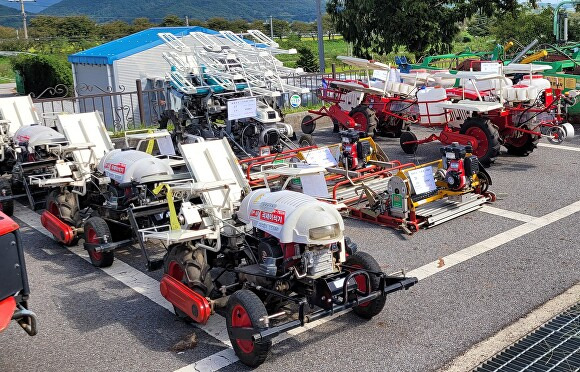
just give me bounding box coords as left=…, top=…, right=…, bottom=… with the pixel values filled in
left=475, top=303, right=580, bottom=372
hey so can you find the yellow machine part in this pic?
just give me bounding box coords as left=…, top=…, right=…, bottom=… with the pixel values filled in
left=152, top=183, right=181, bottom=230
left=504, top=41, right=514, bottom=52
left=521, top=50, right=548, bottom=64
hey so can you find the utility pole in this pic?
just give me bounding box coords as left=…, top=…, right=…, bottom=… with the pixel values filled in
left=316, top=0, right=325, bottom=72
left=269, top=16, right=273, bottom=39
left=185, top=16, right=189, bottom=26
left=9, top=0, right=34, bottom=40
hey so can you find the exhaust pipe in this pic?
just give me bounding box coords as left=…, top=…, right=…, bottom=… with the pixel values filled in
left=160, top=275, right=211, bottom=324
left=40, top=211, right=75, bottom=245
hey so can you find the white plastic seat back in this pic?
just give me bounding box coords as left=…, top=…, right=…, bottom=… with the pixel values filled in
left=0, top=96, right=40, bottom=135
left=57, top=112, right=114, bottom=171
left=179, top=139, right=249, bottom=211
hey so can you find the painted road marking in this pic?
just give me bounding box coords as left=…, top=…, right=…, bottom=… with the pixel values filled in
left=538, top=143, right=580, bottom=152
left=14, top=200, right=580, bottom=372
left=439, top=283, right=580, bottom=372
left=13, top=203, right=232, bottom=347
left=479, top=206, right=535, bottom=223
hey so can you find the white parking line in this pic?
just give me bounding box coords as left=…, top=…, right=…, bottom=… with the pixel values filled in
left=478, top=206, right=535, bottom=223
left=537, top=143, right=580, bottom=152
left=14, top=200, right=580, bottom=372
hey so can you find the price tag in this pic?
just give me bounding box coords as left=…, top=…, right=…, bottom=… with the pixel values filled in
left=227, top=97, right=257, bottom=121
left=302, top=147, right=338, bottom=167
left=157, top=134, right=175, bottom=155
left=481, top=62, right=501, bottom=74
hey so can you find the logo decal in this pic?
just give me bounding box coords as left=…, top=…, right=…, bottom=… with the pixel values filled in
left=105, top=162, right=126, bottom=174
left=250, top=209, right=285, bottom=225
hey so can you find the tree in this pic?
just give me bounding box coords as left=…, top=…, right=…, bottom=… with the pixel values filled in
left=187, top=18, right=207, bottom=28
left=291, top=21, right=311, bottom=37
left=248, top=20, right=266, bottom=33
left=132, top=18, right=155, bottom=32
left=207, top=17, right=231, bottom=31
left=160, top=15, right=185, bottom=27
left=296, top=47, right=319, bottom=72
left=326, top=0, right=535, bottom=57
left=467, top=12, right=491, bottom=37
left=272, top=19, right=291, bottom=39
left=229, top=19, right=249, bottom=33
left=98, top=20, right=132, bottom=40
left=490, top=6, right=553, bottom=46
left=322, top=13, right=336, bottom=40
left=0, top=25, right=16, bottom=39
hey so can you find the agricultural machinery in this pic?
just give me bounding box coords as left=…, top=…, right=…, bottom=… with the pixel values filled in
left=0, top=96, right=70, bottom=215
left=399, top=66, right=576, bottom=165
left=244, top=130, right=494, bottom=233
left=86, top=138, right=416, bottom=367
left=0, top=211, right=37, bottom=337
left=157, top=30, right=314, bottom=157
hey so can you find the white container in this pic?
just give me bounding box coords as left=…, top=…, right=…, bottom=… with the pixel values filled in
left=417, top=87, right=448, bottom=125
left=431, top=69, right=456, bottom=88
left=520, top=75, right=551, bottom=90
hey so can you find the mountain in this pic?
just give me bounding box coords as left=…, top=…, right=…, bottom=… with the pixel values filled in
left=40, top=0, right=320, bottom=22
left=2, top=0, right=63, bottom=14
left=0, top=4, right=22, bottom=28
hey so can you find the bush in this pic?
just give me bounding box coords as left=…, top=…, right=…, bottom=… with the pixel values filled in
left=296, top=47, right=319, bottom=73
left=10, top=54, right=73, bottom=98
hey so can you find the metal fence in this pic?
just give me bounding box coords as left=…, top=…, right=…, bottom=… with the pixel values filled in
left=32, top=69, right=367, bottom=130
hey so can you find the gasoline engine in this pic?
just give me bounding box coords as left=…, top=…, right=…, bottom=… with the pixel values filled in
left=439, top=142, right=481, bottom=191
left=339, top=130, right=373, bottom=170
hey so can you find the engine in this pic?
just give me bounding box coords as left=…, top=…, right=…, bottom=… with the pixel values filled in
left=339, top=129, right=372, bottom=170
left=440, top=142, right=479, bottom=191
left=12, top=125, right=67, bottom=162
left=97, top=149, right=174, bottom=208
left=238, top=189, right=345, bottom=280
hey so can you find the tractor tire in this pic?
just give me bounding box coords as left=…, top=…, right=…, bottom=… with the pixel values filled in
left=298, top=134, right=316, bottom=148
left=226, top=290, right=272, bottom=367
left=504, top=133, right=539, bottom=157
left=46, top=190, right=81, bottom=246
left=163, top=244, right=214, bottom=322
left=459, top=117, right=500, bottom=166
left=349, top=105, right=378, bottom=138
left=83, top=217, right=114, bottom=268
left=344, top=251, right=386, bottom=320
left=400, top=130, right=418, bottom=154
left=301, top=115, right=316, bottom=135
left=379, top=116, right=405, bottom=138
left=0, top=178, right=14, bottom=216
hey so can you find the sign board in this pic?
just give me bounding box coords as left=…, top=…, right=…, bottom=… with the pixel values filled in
left=372, top=69, right=389, bottom=81
left=302, top=147, right=338, bottom=168
left=290, top=94, right=302, bottom=108
left=480, top=62, right=501, bottom=74
left=300, top=173, right=329, bottom=198
left=227, top=97, right=257, bottom=121
left=157, top=134, right=176, bottom=156
left=391, top=194, right=404, bottom=209
left=407, top=166, right=436, bottom=195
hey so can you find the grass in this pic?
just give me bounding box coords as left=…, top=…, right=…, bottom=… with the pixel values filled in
left=0, top=57, right=15, bottom=82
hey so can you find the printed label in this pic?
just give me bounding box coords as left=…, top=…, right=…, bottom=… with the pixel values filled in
left=104, top=162, right=126, bottom=174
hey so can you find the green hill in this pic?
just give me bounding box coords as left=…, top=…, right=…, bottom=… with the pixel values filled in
left=40, top=0, right=320, bottom=22
left=0, top=5, right=22, bottom=29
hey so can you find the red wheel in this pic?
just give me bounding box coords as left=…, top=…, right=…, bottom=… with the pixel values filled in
left=226, top=290, right=272, bottom=367
left=349, top=105, right=377, bottom=137
left=83, top=217, right=114, bottom=267
left=350, top=264, right=369, bottom=308
left=459, top=117, right=500, bottom=166
left=504, top=131, right=538, bottom=157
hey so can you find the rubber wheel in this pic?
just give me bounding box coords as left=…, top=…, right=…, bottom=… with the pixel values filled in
left=332, top=118, right=340, bottom=133
left=400, top=131, right=418, bottom=154
left=344, top=251, right=386, bottom=319
left=504, top=132, right=539, bottom=157
left=84, top=217, right=114, bottom=268
left=298, top=134, right=315, bottom=147
left=46, top=190, right=81, bottom=246
left=0, top=178, right=14, bottom=216
left=459, top=117, right=500, bottom=166
left=159, top=111, right=175, bottom=130
left=349, top=105, right=378, bottom=138
left=226, top=290, right=272, bottom=367
left=301, top=115, right=316, bottom=135
left=379, top=116, right=405, bottom=138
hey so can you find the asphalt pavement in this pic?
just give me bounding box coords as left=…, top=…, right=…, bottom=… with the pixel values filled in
left=1, top=124, right=579, bottom=372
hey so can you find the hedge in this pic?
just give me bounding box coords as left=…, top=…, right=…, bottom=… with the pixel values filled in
left=10, top=54, right=73, bottom=98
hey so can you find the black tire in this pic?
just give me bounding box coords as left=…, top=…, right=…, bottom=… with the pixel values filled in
left=344, top=251, right=386, bottom=319
left=301, top=115, right=316, bottom=135
left=0, top=178, right=14, bottom=216
left=349, top=105, right=378, bottom=138
left=400, top=130, right=418, bottom=154
left=379, top=116, right=405, bottom=138
left=226, top=290, right=272, bottom=367
left=332, top=118, right=340, bottom=133
left=298, top=134, right=316, bottom=147
left=159, top=111, right=175, bottom=130
left=46, top=190, right=81, bottom=246
left=504, top=133, right=539, bottom=157
left=83, top=217, right=114, bottom=268
left=459, top=117, right=500, bottom=166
